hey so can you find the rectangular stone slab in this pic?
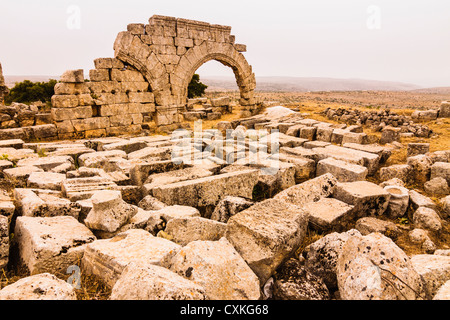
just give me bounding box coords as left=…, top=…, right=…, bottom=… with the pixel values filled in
left=225, top=198, right=309, bottom=284
left=81, top=229, right=180, bottom=288
left=151, top=169, right=259, bottom=210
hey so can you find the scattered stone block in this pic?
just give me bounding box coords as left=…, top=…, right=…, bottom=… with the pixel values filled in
left=407, top=154, right=433, bottom=185
left=110, top=262, right=207, bottom=300
left=430, top=162, right=450, bottom=185
left=440, top=195, right=450, bottom=218
left=316, top=157, right=368, bottom=182
left=411, top=254, right=450, bottom=298
left=0, top=273, right=77, bottom=300
left=409, top=190, right=437, bottom=211
left=82, top=229, right=181, bottom=288
left=0, top=215, right=8, bottom=270
left=413, top=207, right=442, bottom=232
left=151, top=169, right=259, bottom=215
left=162, top=216, right=227, bottom=246
left=156, top=205, right=200, bottom=222
left=142, top=167, right=213, bottom=196
left=162, top=238, right=261, bottom=300
left=424, top=177, right=449, bottom=195
left=433, top=281, right=450, bottom=300
left=407, top=143, right=430, bottom=157
left=15, top=216, right=96, bottom=274
left=379, top=164, right=412, bottom=183
left=273, top=258, right=330, bottom=300
left=383, top=185, right=410, bottom=218
left=302, top=198, right=354, bottom=231
left=277, top=153, right=316, bottom=183
left=16, top=156, right=74, bottom=172
left=336, top=232, right=424, bottom=300
left=26, top=171, right=66, bottom=191
left=332, top=181, right=390, bottom=217
left=274, top=173, right=337, bottom=207
left=210, top=196, right=254, bottom=223
left=304, top=229, right=361, bottom=290
left=355, top=217, right=401, bottom=239
left=4, top=166, right=44, bottom=187
left=84, top=190, right=138, bottom=233
left=226, top=198, right=309, bottom=284
left=61, top=177, right=118, bottom=201
left=137, top=195, right=167, bottom=211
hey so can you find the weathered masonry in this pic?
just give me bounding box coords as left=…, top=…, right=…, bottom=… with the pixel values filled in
left=51, top=15, right=257, bottom=139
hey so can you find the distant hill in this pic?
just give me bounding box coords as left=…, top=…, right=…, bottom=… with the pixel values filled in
left=202, top=76, right=424, bottom=92
left=410, top=87, right=450, bottom=95
left=4, top=75, right=432, bottom=93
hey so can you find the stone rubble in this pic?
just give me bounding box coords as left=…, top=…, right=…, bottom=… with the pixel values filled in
left=0, top=97, right=449, bottom=301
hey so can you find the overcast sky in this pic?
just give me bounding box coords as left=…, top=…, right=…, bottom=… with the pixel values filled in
left=0, top=0, right=449, bottom=87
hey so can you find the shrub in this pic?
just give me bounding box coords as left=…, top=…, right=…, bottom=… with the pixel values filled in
left=5, top=79, right=57, bottom=104
left=187, top=74, right=208, bottom=99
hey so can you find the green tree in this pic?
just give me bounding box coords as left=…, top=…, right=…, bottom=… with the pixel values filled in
left=187, top=74, right=208, bottom=99
left=5, top=79, right=57, bottom=104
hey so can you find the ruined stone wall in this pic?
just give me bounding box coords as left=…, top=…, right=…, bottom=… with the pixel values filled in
left=51, top=60, right=156, bottom=140
left=51, top=15, right=257, bottom=138
left=0, top=63, right=9, bottom=105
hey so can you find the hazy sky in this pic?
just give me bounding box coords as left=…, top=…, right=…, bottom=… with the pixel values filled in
left=0, top=0, right=449, bottom=87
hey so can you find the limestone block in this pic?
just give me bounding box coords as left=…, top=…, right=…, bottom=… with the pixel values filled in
left=0, top=215, right=8, bottom=269
left=304, top=229, right=361, bottom=290
left=272, top=258, right=330, bottom=300
left=81, top=229, right=181, bottom=288
left=128, top=92, right=155, bottom=103
left=4, top=165, right=43, bottom=186
left=60, top=69, right=84, bottom=83
left=27, top=171, right=66, bottom=190
left=407, top=143, right=430, bottom=157
left=84, top=190, right=138, bottom=233
left=54, top=83, right=90, bottom=95
left=142, top=167, right=213, bottom=196
left=274, top=173, right=337, bottom=208
left=51, top=95, right=79, bottom=108
left=383, top=185, right=409, bottom=218
left=162, top=238, right=261, bottom=300
left=17, top=155, right=74, bottom=172
left=0, top=273, right=77, bottom=300
left=413, top=207, right=442, bottom=232
left=71, top=117, right=110, bottom=132
left=430, top=162, right=450, bottom=184
left=337, top=232, right=424, bottom=300
left=433, top=281, right=450, bottom=300
left=156, top=205, right=200, bottom=222
left=302, top=197, right=355, bottom=231
left=162, top=216, right=227, bottom=246
left=110, top=69, right=145, bottom=82
left=407, top=154, right=433, bottom=185
left=409, top=190, right=437, bottom=211
left=439, top=101, right=450, bottom=118
left=61, top=176, right=118, bottom=201
left=51, top=106, right=92, bottom=121
left=89, top=69, right=110, bottom=82
left=333, top=181, right=390, bottom=217
left=210, top=196, right=254, bottom=223
left=316, top=157, right=368, bottom=182
left=110, top=262, right=206, bottom=300
left=151, top=170, right=259, bottom=212
left=379, top=164, right=412, bottom=183
left=355, top=217, right=401, bottom=239
left=15, top=216, right=96, bottom=274
left=226, top=198, right=308, bottom=284
left=411, top=254, right=450, bottom=298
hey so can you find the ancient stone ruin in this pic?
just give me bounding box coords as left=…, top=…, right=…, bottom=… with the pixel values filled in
left=0, top=62, right=9, bottom=105
left=51, top=15, right=257, bottom=139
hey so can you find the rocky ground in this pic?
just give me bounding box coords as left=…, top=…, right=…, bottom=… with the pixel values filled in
left=0, top=98, right=449, bottom=300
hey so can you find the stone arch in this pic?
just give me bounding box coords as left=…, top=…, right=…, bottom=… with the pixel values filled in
left=171, top=41, right=256, bottom=108
left=112, top=15, right=257, bottom=126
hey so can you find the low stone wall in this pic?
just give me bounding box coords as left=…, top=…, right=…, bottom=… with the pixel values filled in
left=51, top=65, right=157, bottom=140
